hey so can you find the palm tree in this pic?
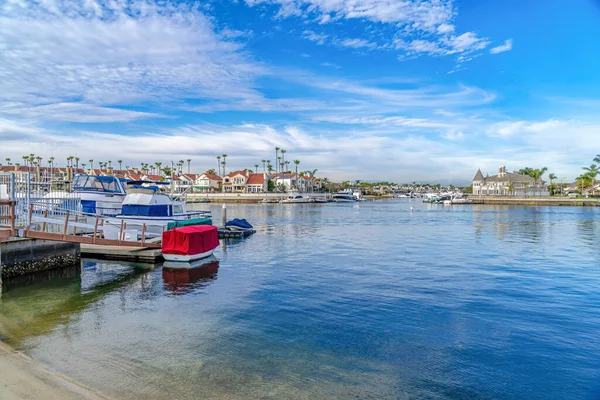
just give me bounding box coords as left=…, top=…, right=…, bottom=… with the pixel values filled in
left=267, top=162, right=273, bottom=174
left=285, top=160, right=290, bottom=172
left=583, top=164, right=599, bottom=194
left=75, top=157, right=80, bottom=169
left=187, top=159, right=191, bottom=173
left=217, top=156, right=221, bottom=176
left=118, top=160, right=122, bottom=170
left=89, top=159, right=94, bottom=170
left=594, top=154, right=600, bottom=165
left=275, top=147, right=280, bottom=173
left=261, top=159, right=266, bottom=172
left=221, top=154, right=227, bottom=176
left=5, top=157, right=10, bottom=166
left=254, top=164, right=259, bottom=173
left=280, top=149, right=286, bottom=169
left=155, top=162, right=162, bottom=177
left=81, top=163, right=87, bottom=171
left=293, top=160, right=300, bottom=179
left=548, top=173, right=557, bottom=195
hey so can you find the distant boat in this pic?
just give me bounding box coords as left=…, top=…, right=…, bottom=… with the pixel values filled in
left=162, top=225, right=220, bottom=262
left=332, top=189, right=357, bottom=202
left=280, top=193, right=315, bottom=203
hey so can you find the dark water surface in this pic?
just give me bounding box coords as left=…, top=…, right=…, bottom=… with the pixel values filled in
left=1, top=201, right=600, bottom=399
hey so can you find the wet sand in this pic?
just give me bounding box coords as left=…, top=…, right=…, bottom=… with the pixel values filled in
left=0, top=341, right=108, bottom=399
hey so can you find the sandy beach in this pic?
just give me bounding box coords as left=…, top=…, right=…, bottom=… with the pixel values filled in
left=0, top=341, right=107, bottom=400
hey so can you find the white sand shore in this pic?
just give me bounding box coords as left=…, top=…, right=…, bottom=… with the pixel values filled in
left=0, top=341, right=108, bottom=400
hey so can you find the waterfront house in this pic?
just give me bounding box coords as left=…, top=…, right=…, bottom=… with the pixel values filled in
left=472, top=166, right=548, bottom=196
left=246, top=173, right=268, bottom=193
left=194, top=172, right=221, bottom=193
left=271, top=173, right=298, bottom=192
left=223, top=170, right=249, bottom=193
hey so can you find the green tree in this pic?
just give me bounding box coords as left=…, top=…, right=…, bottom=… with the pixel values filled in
left=548, top=173, right=557, bottom=195
left=583, top=164, right=599, bottom=194
left=268, top=179, right=275, bottom=192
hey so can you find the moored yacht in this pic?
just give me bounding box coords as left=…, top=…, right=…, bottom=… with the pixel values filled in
left=332, top=189, right=357, bottom=202
left=280, top=193, right=315, bottom=203
left=72, top=174, right=128, bottom=216
left=104, top=182, right=211, bottom=240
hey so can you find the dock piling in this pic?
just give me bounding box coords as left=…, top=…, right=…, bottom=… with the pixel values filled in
left=222, top=204, right=227, bottom=228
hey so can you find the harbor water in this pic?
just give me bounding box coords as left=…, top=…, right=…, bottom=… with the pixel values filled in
left=1, top=200, right=599, bottom=399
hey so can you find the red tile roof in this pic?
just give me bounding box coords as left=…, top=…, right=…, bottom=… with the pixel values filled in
left=201, top=173, right=221, bottom=181
left=226, top=170, right=247, bottom=178
left=181, top=174, right=198, bottom=181
left=144, top=174, right=163, bottom=182
left=247, top=173, right=265, bottom=185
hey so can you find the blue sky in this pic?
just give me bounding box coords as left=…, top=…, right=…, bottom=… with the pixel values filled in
left=1, top=0, right=600, bottom=182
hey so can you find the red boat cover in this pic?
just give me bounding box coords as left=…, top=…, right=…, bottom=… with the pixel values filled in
left=162, top=225, right=219, bottom=255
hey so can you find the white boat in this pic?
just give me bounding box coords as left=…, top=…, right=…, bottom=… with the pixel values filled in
left=104, top=183, right=211, bottom=240
left=353, top=190, right=366, bottom=202
left=72, top=174, right=127, bottom=217
left=332, top=189, right=357, bottom=202
left=451, top=194, right=472, bottom=204
left=280, top=193, right=315, bottom=203
left=163, top=255, right=219, bottom=270
left=163, top=249, right=216, bottom=262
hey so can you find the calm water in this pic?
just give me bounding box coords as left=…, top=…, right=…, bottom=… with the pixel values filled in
left=1, top=201, right=600, bottom=399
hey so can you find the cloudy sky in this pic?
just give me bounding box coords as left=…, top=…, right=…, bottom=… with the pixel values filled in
left=1, top=0, right=599, bottom=182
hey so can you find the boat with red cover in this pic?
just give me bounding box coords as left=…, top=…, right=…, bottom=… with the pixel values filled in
left=162, top=225, right=219, bottom=262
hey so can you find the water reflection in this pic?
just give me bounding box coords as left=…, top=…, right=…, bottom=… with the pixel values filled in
left=162, top=256, right=219, bottom=294
left=0, top=259, right=155, bottom=348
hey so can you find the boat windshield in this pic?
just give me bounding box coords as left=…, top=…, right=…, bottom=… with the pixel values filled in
left=72, top=175, right=125, bottom=194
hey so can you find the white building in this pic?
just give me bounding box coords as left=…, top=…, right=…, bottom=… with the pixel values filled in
left=194, top=172, right=221, bottom=193
left=472, top=166, right=548, bottom=196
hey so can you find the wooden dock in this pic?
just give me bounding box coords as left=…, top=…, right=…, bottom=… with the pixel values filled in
left=81, top=244, right=163, bottom=262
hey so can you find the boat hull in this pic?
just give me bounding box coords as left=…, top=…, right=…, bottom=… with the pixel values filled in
left=163, top=249, right=216, bottom=263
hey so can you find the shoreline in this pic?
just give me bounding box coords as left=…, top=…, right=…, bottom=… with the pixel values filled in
left=0, top=340, right=109, bottom=399
left=469, top=196, right=600, bottom=207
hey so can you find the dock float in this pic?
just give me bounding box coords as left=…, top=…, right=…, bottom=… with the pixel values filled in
left=218, top=228, right=256, bottom=239
left=81, top=244, right=163, bottom=262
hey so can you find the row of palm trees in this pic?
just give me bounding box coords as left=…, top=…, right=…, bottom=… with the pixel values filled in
left=5, top=155, right=194, bottom=179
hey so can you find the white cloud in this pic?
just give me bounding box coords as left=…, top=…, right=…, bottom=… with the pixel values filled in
left=490, top=39, right=513, bottom=54
left=246, top=0, right=454, bottom=31
left=487, top=121, right=527, bottom=137
left=0, top=0, right=265, bottom=114
left=320, top=62, right=341, bottom=69
left=339, top=38, right=377, bottom=49
left=0, top=103, right=160, bottom=123
left=247, top=0, right=492, bottom=61
left=2, top=117, right=599, bottom=182
left=302, top=29, right=329, bottom=44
